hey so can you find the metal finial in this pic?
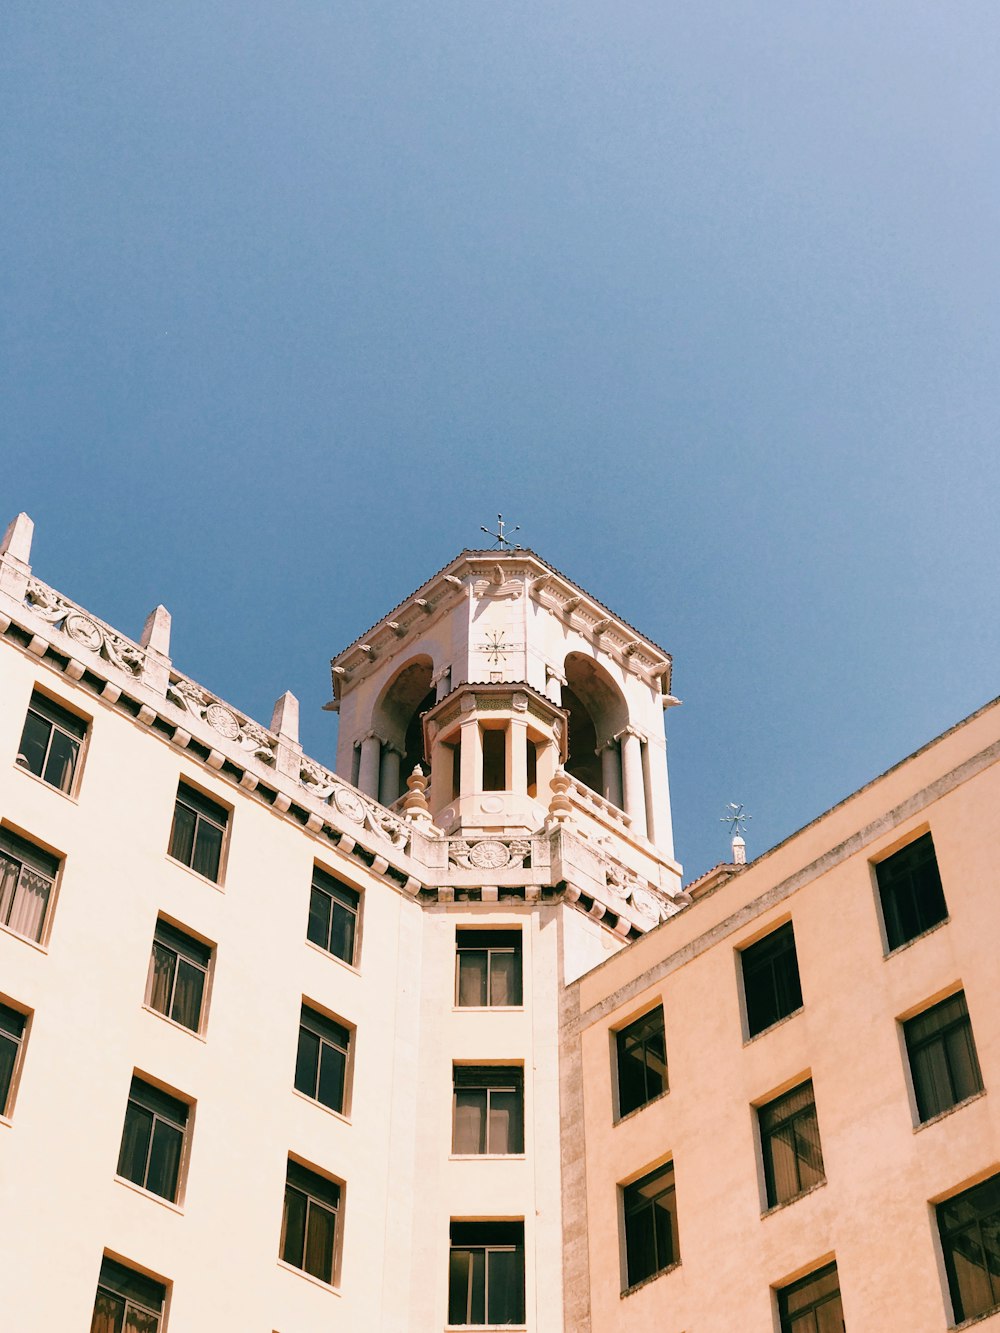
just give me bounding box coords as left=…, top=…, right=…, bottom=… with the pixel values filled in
left=720, top=803, right=751, bottom=836
left=480, top=513, right=521, bottom=550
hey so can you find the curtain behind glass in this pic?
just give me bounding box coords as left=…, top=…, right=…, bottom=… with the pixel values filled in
left=454, top=1091, right=485, bottom=1153
left=5, top=867, right=49, bottom=942
left=281, top=1185, right=307, bottom=1267
left=304, top=1200, right=336, bottom=1282
left=0, top=855, right=19, bottom=923
left=118, top=1104, right=153, bottom=1185
left=192, top=820, right=222, bottom=881
left=44, top=727, right=78, bottom=791
left=487, top=1247, right=524, bottom=1323
left=125, top=1307, right=159, bottom=1333
left=171, top=959, right=204, bottom=1030
left=146, top=1120, right=182, bottom=1200
left=146, top=945, right=175, bottom=1018
left=490, top=951, right=519, bottom=1006
left=91, top=1291, right=123, bottom=1333
left=458, top=952, right=487, bottom=1006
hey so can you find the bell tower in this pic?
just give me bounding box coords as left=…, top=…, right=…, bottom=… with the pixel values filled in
left=328, top=548, right=680, bottom=864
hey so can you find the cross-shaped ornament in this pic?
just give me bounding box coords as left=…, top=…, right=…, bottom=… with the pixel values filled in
left=480, top=513, right=521, bottom=549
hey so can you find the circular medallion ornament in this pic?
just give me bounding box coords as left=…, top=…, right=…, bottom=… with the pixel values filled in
left=468, top=839, right=511, bottom=870
left=205, top=703, right=241, bottom=739
left=631, top=888, right=664, bottom=922
left=334, top=787, right=366, bottom=823
left=64, top=613, right=103, bottom=651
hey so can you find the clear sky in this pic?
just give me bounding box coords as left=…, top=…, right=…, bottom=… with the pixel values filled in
left=3, top=3, right=998, bottom=881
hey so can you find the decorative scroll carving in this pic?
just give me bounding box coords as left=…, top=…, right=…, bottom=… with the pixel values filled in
left=364, top=806, right=410, bottom=851
left=166, top=673, right=277, bottom=765
left=298, top=760, right=411, bottom=851
left=299, top=758, right=338, bottom=800
left=448, top=837, right=532, bottom=870
left=473, top=566, right=522, bottom=600
left=629, top=885, right=675, bottom=924
left=25, top=579, right=145, bottom=675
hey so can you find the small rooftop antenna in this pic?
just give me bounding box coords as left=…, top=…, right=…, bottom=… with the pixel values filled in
left=721, top=802, right=751, bottom=866
left=480, top=513, right=521, bottom=550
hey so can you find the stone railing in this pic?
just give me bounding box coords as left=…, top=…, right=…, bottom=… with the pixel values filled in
left=564, top=773, right=632, bottom=832
left=24, top=578, right=147, bottom=676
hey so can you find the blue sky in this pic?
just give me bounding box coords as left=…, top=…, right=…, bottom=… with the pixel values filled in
left=3, top=2, right=999, bottom=880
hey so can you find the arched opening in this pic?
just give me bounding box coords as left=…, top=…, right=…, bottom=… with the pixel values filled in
left=372, top=656, right=435, bottom=801
left=562, top=653, right=628, bottom=804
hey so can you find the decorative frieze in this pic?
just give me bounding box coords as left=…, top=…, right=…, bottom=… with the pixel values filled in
left=166, top=674, right=278, bottom=766
left=26, top=579, right=146, bottom=676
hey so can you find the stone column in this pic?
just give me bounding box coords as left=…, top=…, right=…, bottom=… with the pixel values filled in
left=358, top=732, right=382, bottom=798
left=509, top=718, right=528, bottom=793
left=379, top=746, right=402, bottom=806
left=598, top=740, right=623, bottom=810
left=644, top=732, right=675, bottom=858
left=618, top=726, right=648, bottom=837
left=0, top=512, right=33, bottom=603
left=459, top=717, right=482, bottom=795
left=271, top=691, right=302, bottom=781
left=139, top=604, right=172, bottom=697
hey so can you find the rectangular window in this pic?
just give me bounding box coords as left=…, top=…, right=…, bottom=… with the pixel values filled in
left=295, top=1005, right=351, bottom=1116
left=455, top=929, right=522, bottom=1007
left=307, top=866, right=360, bottom=966
left=741, top=922, right=803, bottom=1038
left=482, top=727, right=507, bottom=791
left=91, top=1256, right=166, bottom=1333
left=280, top=1159, right=341, bottom=1286
left=116, top=1076, right=190, bottom=1203
left=145, top=919, right=211, bottom=1033
left=759, top=1080, right=825, bottom=1208
left=876, top=832, right=948, bottom=951
left=453, top=1066, right=524, bottom=1155
left=16, top=690, right=87, bottom=794
left=0, top=828, right=59, bottom=945
left=623, top=1161, right=679, bottom=1289
left=168, top=782, right=228, bottom=883
left=448, top=1221, right=525, bottom=1326
left=938, top=1173, right=1000, bottom=1324
left=777, top=1261, right=844, bottom=1332
left=904, top=991, right=983, bottom=1123
left=616, top=1006, right=667, bottom=1118
left=0, top=1002, right=27, bottom=1117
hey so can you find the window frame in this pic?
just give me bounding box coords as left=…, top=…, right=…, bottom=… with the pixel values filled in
left=0, top=998, right=29, bottom=1119
left=903, top=989, right=984, bottom=1125
left=294, top=1003, right=353, bottom=1118
left=167, top=780, right=230, bottom=885
left=937, top=1173, right=1000, bottom=1324
left=306, top=865, right=361, bottom=969
left=614, top=1004, right=668, bottom=1120
left=775, top=1260, right=844, bottom=1333
left=279, top=1158, right=343, bottom=1288
left=92, top=1255, right=167, bottom=1333
left=115, top=1074, right=192, bottom=1205
left=144, top=917, right=213, bottom=1035
left=0, top=827, right=60, bottom=948
left=758, top=1078, right=826, bottom=1210
left=874, top=831, right=948, bottom=954
left=15, top=688, right=89, bottom=797
left=455, top=928, right=523, bottom=1008
left=621, top=1160, right=680, bottom=1292
left=740, top=921, right=803, bottom=1039
left=452, top=1065, right=525, bottom=1156
left=447, top=1220, right=525, bottom=1327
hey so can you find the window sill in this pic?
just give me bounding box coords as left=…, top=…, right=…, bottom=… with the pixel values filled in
left=0, top=1113, right=13, bottom=1130
left=914, top=1089, right=986, bottom=1133
left=445, top=1326, right=527, bottom=1331
left=884, top=916, right=950, bottom=959
left=141, top=1004, right=207, bottom=1043
left=451, top=1006, right=525, bottom=1014
left=621, top=1260, right=681, bottom=1298
left=449, top=1154, right=526, bottom=1162
left=744, top=1007, right=803, bottom=1046
left=165, top=854, right=225, bottom=892
left=0, top=922, right=48, bottom=954
left=114, top=1175, right=184, bottom=1215
left=304, top=937, right=361, bottom=975
left=953, top=1300, right=1000, bottom=1329
left=292, top=1087, right=351, bottom=1125
left=13, top=762, right=81, bottom=804
left=276, top=1259, right=341, bottom=1295
left=615, top=1086, right=670, bottom=1126
left=761, top=1177, right=827, bottom=1217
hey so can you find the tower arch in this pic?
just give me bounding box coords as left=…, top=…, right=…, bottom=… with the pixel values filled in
left=562, top=653, right=627, bottom=807
left=368, top=655, right=435, bottom=804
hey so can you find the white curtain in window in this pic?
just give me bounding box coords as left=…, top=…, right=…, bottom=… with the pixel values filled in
left=6, top=867, right=49, bottom=942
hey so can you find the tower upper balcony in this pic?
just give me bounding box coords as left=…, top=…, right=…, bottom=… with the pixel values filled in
left=328, top=550, right=679, bottom=860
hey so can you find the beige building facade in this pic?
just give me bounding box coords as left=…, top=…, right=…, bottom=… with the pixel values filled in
left=0, top=509, right=996, bottom=1332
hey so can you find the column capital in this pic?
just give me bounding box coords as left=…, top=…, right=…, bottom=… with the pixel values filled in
left=615, top=724, right=647, bottom=744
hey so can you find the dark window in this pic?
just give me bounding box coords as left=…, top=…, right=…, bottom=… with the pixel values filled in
left=145, top=920, right=211, bottom=1033
left=482, top=728, right=507, bottom=791
left=295, top=1005, right=351, bottom=1115
left=617, top=1007, right=667, bottom=1118
left=307, top=866, right=359, bottom=966
left=0, top=828, right=59, bottom=945
left=453, top=1066, right=524, bottom=1155
left=777, top=1262, right=844, bottom=1332
left=0, top=1002, right=27, bottom=1116
left=904, top=991, right=983, bottom=1123
left=760, top=1080, right=825, bottom=1208
left=16, top=691, right=86, bottom=794
left=168, top=783, right=228, bottom=882
left=91, top=1256, right=166, bottom=1333
left=456, top=929, right=522, bottom=1007
left=116, top=1076, right=189, bottom=1203
left=448, top=1221, right=524, bottom=1326
left=742, top=923, right=803, bottom=1037
left=623, top=1162, right=679, bottom=1289
left=938, top=1173, right=1000, bottom=1324
left=280, top=1159, right=341, bottom=1285
left=876, top=833, right=948, bottom=951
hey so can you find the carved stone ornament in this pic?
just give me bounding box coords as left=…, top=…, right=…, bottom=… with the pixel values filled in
left=448, top=837, right=532, bottom=871
left=205, top=703, right=241, bottom=740
left=630, top=886, right=673, bottom=925
left=26, top=579, right=145, bottom=676
left=64, top=613, right=103, bottom=651
left=166, top=673, right=276, bottom=765
left=468, top=839, right=512, bottom=870
left=604, top=862, right=639, bottom=901
left=299, top=759, right=338, bottom=800
left=334, top=787, right=366, bottom=823
left=365, top=806, right=410, bottom=851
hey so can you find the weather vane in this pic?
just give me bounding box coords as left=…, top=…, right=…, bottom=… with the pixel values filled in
left=480, top=513, right=521, bottom=550
left=721, top=803, right=751, bottom=837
